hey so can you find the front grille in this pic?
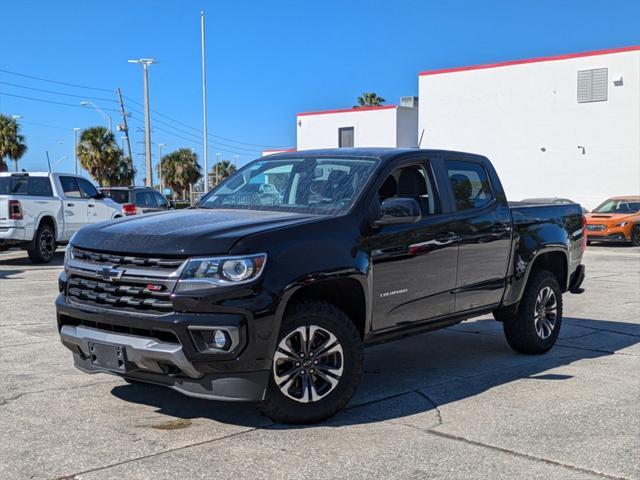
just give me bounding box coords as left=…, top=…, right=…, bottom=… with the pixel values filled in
left=72, top=247, right=184, bottom=270
left=59, top=315, right=179, bottom=344
left=67, top=275, right=175, bottom=314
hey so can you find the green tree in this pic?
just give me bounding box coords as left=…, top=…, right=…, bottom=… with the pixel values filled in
left=77, top=126, right=133, bottom=186
left=209, top=160, right=237, bottom=188
left=355, top=92, right=386, bottom=108
left=0, top=114, right=28, bottom=172
left=159, top=148, right=202, bottom=199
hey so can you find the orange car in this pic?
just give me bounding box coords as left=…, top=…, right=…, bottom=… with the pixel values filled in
left=585, top=196, right=640, bottom=246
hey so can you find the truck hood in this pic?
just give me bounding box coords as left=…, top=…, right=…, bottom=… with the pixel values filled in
left=71, top=208, right=319, bottom=256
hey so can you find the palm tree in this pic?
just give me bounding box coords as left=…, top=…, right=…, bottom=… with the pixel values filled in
left=0, top=114, right=28, bottom=172
left=355, top=92, right=386, bottom=108
left=159, top=148, right=202, bottom=199
left=77, top=126, right=133, bottom=186
left=209, top=160, right=237, bottom=188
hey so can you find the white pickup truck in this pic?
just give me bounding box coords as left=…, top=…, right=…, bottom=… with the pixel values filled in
left=0, top=172, right=123, bottom=263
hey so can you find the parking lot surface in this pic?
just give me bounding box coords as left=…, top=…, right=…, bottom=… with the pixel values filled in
left=1, top=245, right=639, bottom=480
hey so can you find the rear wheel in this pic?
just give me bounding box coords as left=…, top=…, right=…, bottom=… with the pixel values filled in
left=258, top=300, right=363, bottom=424
left=503, top=270, right=563, bottom=354
left=27, top=223, right=56, bottom=264
left=631, top=225, right=640, bottom=247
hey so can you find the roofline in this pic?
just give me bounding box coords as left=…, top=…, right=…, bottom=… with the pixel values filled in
left=262, top=148, right=297, bottom=153
left=297, top=105, right=397, bottom=117
left=419, top=45, right=640, bottom=77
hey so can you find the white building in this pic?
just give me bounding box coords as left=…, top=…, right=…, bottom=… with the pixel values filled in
left=296, top=103, right=419, bottom=151
left=418, top=46, right=640, bottom=209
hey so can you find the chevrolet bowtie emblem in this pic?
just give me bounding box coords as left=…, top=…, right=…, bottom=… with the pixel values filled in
left=97, top=266, right=125, bottom=282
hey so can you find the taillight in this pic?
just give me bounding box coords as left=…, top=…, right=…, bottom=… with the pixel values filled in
left=123, top=203, right=137, bottom=216
left=9, top=200, right=23, bottom=220
left=581, top=215, right=587, bottom=251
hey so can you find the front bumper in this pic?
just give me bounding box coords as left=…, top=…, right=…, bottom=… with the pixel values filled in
left=56, top=293, right=277, bottom=401
left=587, top=233, right=631, bottom=243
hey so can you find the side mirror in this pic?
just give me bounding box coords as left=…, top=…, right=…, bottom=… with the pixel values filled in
left=93, top=191, right=105, bottom=200
left=169, top=200, right=176, bottom=209
left=374, top=197, right=422, bottom=226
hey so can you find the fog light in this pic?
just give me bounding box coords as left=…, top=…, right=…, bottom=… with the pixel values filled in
left=211, top=330, right=228, bottom=349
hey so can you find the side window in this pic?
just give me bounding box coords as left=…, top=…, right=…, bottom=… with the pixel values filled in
left=445, top=160, right=494, bottom=211
left=59, top=176, right=82, bottom=198
left=28, top=177, right=54, bottom=197
left=77, top=178, right=99, bottom=198
left=145, top=192, right=158, bottom=208
left=378, top=163, right=438, bottom=216
left=154, top=192, right=166, bottom=207
left=135, top=192, right=147, bottom=207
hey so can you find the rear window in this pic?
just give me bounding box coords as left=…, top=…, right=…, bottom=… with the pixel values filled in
left=0, top=176, right=53, bottom=197
left=103, top=189, right=130, bottom=204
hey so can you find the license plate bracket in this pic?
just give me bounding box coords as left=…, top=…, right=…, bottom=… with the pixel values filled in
left=89, top=342, right=127, bottom=373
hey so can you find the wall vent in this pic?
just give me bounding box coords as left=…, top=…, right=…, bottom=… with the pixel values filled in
left=400, top=96, right=419, bottom=108
left=577, top=68, right=608, bottom=103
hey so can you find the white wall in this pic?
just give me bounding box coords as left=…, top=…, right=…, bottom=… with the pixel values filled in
left=296, top=106, right=418, bottom=150
left=419, top=49, right=640, bottom=210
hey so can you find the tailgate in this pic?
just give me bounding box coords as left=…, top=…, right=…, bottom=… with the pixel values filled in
left=0, top=196, right=8, bottom=222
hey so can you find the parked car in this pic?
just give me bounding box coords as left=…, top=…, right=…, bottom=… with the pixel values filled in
left=521, top=197, right=589, bottom=213
left=584, top=196, right=640, bottom=246
left=57, top=148, right=586, bottom=424
left=101, top=186, right=171, bottom=215
left=0, top=172, right=123, bottom=263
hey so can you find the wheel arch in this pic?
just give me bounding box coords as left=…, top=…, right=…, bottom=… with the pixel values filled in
left=278, top=275, right=369, bottom=339
left=35, top=214, right=58, bottom=240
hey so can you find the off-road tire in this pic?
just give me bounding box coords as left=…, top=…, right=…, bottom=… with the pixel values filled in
left=503, top=270, right=563, bottom=354
left=27, top=223, right=56, bottom=264
left=258, top=300, right=364, bottom=424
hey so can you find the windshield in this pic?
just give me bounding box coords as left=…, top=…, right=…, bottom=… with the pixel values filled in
left=198, top=156, right=379, bottom=215
left=593, top=199, right=640, bottom=214
left=102, top=189, right=130, bottom=204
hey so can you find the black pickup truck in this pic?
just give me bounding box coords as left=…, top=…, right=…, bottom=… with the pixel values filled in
left=57, top=148, right=586, bottom=424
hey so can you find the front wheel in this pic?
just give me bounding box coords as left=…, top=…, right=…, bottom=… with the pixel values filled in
left=631, top=225, right=640, bottom=247
left=503, top=270, right=563, bottom=354
left=258, top=300, right=364, bottom=424
left=27, top=224, right=56, bottom=264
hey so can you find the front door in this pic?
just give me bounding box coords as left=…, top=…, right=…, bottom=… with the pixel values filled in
left=365, top=161, right=459, bottom=331
left=442, top=159, right=512, bottom=311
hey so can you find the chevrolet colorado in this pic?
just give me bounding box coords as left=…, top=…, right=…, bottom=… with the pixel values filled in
left=57, top=148, right=586, bottom=424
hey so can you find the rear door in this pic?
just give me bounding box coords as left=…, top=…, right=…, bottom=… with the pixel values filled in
left=443, top=158, right=512, bottom=312
left=58, top=176, right=88, bottom=235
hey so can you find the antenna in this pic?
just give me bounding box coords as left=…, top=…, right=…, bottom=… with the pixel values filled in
left=45, top=151, right=52, bottom=172
left=418, top=129, right=425, bottom=148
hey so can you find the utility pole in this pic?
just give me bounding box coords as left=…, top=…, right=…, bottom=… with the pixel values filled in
left=128, top=58, right=157, bottom=188
left=115, top=88, right=134, bottom=177
left=200, top=11, right=209, bottom=193
left=158, top=143, right=165, bottom=192
left=73, top=128, right=81, bottom=174
left=215, top=152, right=221, bottom=187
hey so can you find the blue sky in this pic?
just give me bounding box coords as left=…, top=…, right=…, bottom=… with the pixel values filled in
left=1, top=0, right=639, bottom=182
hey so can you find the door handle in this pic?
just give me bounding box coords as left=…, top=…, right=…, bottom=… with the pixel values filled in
left=88, top=204, right=95, bottom=208
left=67, top=203, right=74, bottom=207
left=492, top=223, right=511, bottom=233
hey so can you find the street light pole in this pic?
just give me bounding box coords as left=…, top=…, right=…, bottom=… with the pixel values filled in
left=200, top=11, right=209, bottom=193
left=128, top=58, right=157, bottom=188
left=80, top=101, right=112, bottom=131
left=73, top=128, right=81, bottom=174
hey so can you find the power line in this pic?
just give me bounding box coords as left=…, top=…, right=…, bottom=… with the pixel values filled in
left=0, top=67, right=112, bottom=92
left=0, top=80, right=116, bottom=103
left=124, top=94, right=288, bottom=149
left=0, top=91, right=119, bottom=112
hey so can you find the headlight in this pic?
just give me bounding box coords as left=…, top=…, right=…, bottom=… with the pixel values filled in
left=176, top=253, right=267, bottom=292
left=63, top=243, right=75, bottom=272
left=614, top=221, right=629, bottom=227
